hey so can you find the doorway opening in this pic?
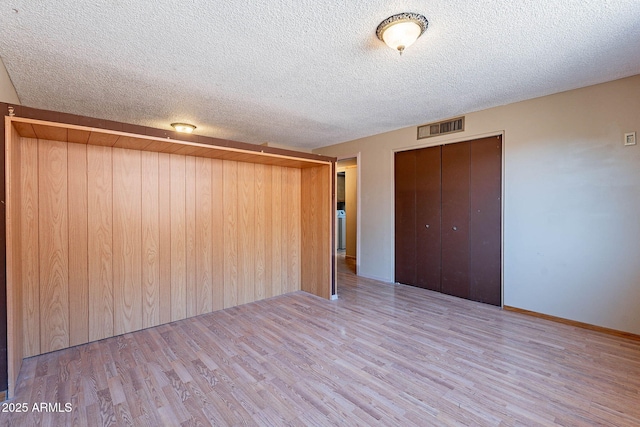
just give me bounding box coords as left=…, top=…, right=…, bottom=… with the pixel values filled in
left=336, top=156, right=359, bottom=279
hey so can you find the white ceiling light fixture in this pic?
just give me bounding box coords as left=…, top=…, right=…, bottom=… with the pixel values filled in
left=171, top=122, right=196, bottom=133
left=376, top=12, right=428, bottom=55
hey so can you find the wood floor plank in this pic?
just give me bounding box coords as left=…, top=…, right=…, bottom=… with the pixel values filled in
left=8, top=255, right=640, bottom=426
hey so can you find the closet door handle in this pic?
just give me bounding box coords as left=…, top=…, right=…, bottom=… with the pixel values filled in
left=425, top=224, right=430, bottom=228
left=452, top=226, right=457, bottom=231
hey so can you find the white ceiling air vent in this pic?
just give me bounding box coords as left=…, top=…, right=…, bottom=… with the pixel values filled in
left=417, top=117, right=464, bottom=140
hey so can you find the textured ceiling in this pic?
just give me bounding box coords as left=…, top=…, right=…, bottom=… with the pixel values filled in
left=1, top=1, right=639, bottom=150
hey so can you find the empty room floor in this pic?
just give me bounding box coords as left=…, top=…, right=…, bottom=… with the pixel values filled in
left=4, top=257, right=640, bottom=426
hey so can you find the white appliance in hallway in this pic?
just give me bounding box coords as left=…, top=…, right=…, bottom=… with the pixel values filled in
left=337, top=209, right=346, bottom=250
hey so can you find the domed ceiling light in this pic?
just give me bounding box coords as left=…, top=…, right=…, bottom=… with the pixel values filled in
left=171, top=122, right=197, bottom=133
left=376, top=13, right=428, bottom=55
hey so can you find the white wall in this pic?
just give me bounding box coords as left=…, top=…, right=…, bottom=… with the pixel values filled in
left=0, top=57, right=20, bottom=104
left=314, top=75, right=640, bottom=335
left=345, top=166, right=357, bottom=259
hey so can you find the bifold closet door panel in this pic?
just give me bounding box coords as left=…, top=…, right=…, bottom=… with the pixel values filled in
left=441, top=142, right=471, bottom=300
left=394, top=150, right=417, bottom=286
left=470, top=136, right=502, bottom=306
left=415, top=146, right=442, bottom=291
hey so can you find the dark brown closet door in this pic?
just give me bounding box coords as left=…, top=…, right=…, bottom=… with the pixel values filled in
left=415, top=146, right=441, bottom=291
left=395, top=150, right=417, bottom=286
left=470, top=136, right=502, bottom=305
left=441, top=142, right=471, bottom=299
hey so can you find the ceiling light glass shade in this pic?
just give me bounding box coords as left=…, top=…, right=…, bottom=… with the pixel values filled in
left=171, top=122, right=196, bottom=133
left=376, top=13, right=428, bottom=55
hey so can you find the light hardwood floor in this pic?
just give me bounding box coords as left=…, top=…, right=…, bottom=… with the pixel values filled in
left=4, top=255, right=640, bottom=426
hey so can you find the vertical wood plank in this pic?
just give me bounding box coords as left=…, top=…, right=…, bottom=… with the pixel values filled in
left=195, top=157, right=213, bottom=315
left=38, top=139, right=69, bottom=352
left=238, top=162, right=255, bottom=305
left=223, top=160, right=238, bottom=308
left=67, top=142, right=89, bottom=346
left=262, top=166, right=273, bottom=298
left=7, top=123, right=24, bottom=397
left=170, top=154, right=187, bottom=321
left=301, top=165, right=331, bottom=299
left=211, top=159, right=224, bottom=311
left=185, top=156, right=197, bottom=317
left=279, top=167, right=289, bottom=294
left=87, top=144, right=113, bottom=342
left=20, top=138, right=40, bottom=356
left=288, top=168, right=301, bottom=292
left=113, top=148, right=142, bottom=335
left=141, top=151, right=160, bottom=328
left=254, top=164, right=266, bottom=301
left=158, top=153, right=172, bottom=324
left=271, top=166, right=283, bottom=296
left=300, top=167, right=317, bottom=297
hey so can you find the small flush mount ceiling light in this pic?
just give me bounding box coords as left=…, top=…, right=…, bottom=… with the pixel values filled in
left=171, top=122, right=196, bottom=133
left=376, top=12, right=428, bottom=55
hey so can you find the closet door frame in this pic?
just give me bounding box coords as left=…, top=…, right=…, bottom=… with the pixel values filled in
left=392, top=131, right=504, bottom=306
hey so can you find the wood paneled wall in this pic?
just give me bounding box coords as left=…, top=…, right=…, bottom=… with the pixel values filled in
left=15, top=138, right=304, bottom=358
left=4, top=115, right=334, bottom=399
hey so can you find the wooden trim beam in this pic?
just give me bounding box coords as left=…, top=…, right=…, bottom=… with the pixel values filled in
left=8, top=117, right=332, bottom=169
